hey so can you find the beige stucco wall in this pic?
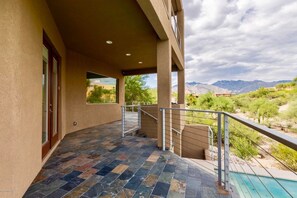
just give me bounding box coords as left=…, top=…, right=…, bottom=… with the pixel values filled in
left=66, top=50, right=124, bottom=133
left=0, top=0, right=181, bottom=197
left=140, top=105, right=158, bottom=138
left=0, top=0, right=66, bottom=197
left=137, top=0, right=184, bottom=69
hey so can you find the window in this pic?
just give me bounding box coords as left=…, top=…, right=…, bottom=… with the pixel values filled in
left=86, top=72, right=118, bottom=104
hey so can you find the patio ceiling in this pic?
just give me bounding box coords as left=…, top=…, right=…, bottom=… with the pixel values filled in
left=46, top=0, right=158, bottom=71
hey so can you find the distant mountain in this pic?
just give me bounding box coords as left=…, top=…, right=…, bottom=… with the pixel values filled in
left=212, top=80, right=291, bottom=94
left=173, top=82, right=231, bottom=95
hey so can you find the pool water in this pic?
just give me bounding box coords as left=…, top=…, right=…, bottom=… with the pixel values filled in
left=230, top=172, right=297, bottom=198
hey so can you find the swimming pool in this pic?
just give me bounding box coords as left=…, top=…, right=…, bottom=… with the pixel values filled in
left=230, top=172, right=297, bottom=198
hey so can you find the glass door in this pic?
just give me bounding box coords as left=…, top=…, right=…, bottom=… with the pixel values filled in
left=42, top=34, right=60, bottom=158
left=42, top=45, right=50, bottom=156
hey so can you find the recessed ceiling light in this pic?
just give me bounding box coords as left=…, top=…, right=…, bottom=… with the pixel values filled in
left=126, top=53, right=131, bottom=56
left=138, top=61, right=143, bottom=64
left=106, top=40, right=113, bottom=44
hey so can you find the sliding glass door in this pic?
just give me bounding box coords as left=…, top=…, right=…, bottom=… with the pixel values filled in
left=42, top=34, right=60, bottom=158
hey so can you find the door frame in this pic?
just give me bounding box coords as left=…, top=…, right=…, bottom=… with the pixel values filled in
left=42, top=31, right=61, bottom=158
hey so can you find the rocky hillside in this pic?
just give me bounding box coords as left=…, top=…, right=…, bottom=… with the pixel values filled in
left=173, top=82, right=231, bottom=95
left=213, top=80, right=290, bottom=94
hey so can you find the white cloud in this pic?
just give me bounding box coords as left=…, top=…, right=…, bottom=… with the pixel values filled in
left=184, top=0, right=297, bottom=83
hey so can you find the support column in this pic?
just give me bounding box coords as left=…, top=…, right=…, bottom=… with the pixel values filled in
left=157, top=40, right=172, bottom=148
left=177, top=69, right=185, bottom=104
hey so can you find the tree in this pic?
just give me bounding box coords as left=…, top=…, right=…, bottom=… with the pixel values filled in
left=212, top=97, right=235, bottom=112
left=87, top=85, right=104, bottom=103
left=196, top=92, right=235, bottom=112
left=197, top=92, right=215, bottom=110
left=186, top=94, right=198, bottom=107
left=249, top=99, right=278, bottom=123
left=125, top=75, right=153, bottom=104
left=259, top=101, right=278, bottom=121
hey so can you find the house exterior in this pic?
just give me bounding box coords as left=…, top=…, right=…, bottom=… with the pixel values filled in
left=0, top=0, right=185, bottom=197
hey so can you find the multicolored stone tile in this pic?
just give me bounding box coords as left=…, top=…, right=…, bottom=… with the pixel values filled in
left=24, top=121, right=233, bottom=198
left=112, top=164, right=129, bottom=174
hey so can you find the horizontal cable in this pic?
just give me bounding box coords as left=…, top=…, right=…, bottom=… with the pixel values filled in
left=164, top=124, right=212, bottom=139
left=229, top=158, right=250, bottom=198
left=165, top=112, right=218, bottom=121
left=230, top=135, right=293, bottom=197
left=230, top=146, right=275, bottom=197
left=229, top=122, right=297, bottom=176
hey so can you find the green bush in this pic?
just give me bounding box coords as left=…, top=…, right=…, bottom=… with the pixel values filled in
left=249, top=87, right=271, bottom=98
left=231, top=137, right=258, bottom=160
left=196, top=92, right=235, bottom=112
left=248, top=99, right=278, bottom=123
left=272, top=144, right=297, bottom=171
left=283, top=99, right=297, bottom=122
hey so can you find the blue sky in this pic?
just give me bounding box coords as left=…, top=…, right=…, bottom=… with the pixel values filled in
left=146, top=0, right=297, bottom=87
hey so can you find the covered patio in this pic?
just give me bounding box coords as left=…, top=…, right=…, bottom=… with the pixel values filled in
left=24, top=121, right=227, bottom=198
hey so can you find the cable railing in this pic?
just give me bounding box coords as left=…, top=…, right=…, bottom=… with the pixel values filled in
left=121, top=105, right=297, bottom=197
left=160, top=107, right=297, bottom=197
left=121, top=105, right=141, bottom=137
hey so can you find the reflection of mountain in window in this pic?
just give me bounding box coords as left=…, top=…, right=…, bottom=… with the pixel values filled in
left=86, top=72, right=118, bottom=104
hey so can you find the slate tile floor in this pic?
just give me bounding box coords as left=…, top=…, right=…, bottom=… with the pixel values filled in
left=24, top=121, right=231, bottom=198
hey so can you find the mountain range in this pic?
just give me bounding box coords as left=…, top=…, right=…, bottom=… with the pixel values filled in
left=172, top=80, right=290, bottom=95
left=213, top=80, right=290, bottom=93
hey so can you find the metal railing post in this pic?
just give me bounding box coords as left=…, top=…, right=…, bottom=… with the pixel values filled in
left=162, top=108, right=166, bottom=151
left=138, top=105, right=141, bottom=129
left=121, top=106, right=125, bottom=138
left=224, top=114, right=230, bottom=192
left=217, top=112, right=222, bottom=186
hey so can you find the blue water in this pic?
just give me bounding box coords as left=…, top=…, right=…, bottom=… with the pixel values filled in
left=230, top=172, right=297, bottom=198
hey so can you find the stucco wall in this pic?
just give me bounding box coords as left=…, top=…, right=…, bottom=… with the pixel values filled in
left=0, top=0, right=66, bottom=197
left=66, top=50, right=124, bottom=133
left=140, top=105, right=158, bottom=138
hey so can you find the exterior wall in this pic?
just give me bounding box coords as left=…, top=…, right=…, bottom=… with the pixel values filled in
left=137, top=0, right=185, bottom=148
left=172, top=104, right=185, bottom=156
left=140, top=105, right=158, bottom=138
left=182, top=125, right=210, bottom=159
left=0, top=0, right=66, bottom=197
left=66, top=50, right=124, bottom=133
left=0, top=0, right=183, bottom=197
left=137, top=0, right=184, bottom=70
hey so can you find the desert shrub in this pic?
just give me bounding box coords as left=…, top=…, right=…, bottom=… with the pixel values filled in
left=228, top=121, right=261, bottom=160
left=212, top=97, right=235, bottom=112
left=272, top=144, right=297, bottom=171
left=197, top=92, right=235, bottom=112
left=231, top=137, right=258, bottom=160
left=249, top=87, right=271, bottom=98
left=232, top=95, right=251, bottom=110
left=283, top=100, right=297, bottom=122
left=273, top=97, right=288, bottom=106
left=248, top=99, right=278, bottom=123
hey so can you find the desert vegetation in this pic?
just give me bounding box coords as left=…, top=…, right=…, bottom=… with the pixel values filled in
left=186, top=77, right=297, bottom=170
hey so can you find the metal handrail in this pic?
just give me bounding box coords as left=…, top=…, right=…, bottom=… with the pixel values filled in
left=160, top=107, right=220, bottom=114
left=140, top=109, right=158, bottom=121
left=123, top=105, right=140, bottom=108
left=160, top=107, right=297, bottom=151
left=208, top=126, right=214, bottom=160
left=172, top=127, right=182, bottom=135
left=225, top=112, right=297, bottom=151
